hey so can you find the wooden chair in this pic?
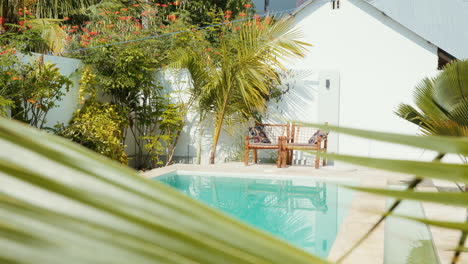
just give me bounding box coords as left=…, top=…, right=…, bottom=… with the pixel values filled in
left=244, top=124, right=290, bottom=167
left=278, top=123, right=329, bottom=169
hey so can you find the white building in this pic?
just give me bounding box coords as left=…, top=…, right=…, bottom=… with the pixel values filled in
left=173, top=0, right=462, bottom=164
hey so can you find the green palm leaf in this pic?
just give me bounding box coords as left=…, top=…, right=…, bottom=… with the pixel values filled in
left=347, top=187, right=468, bottom=207
left=0, top=118, right=330, bottom=264
left=406, top=216, right=468, bottom=231
left=314, top=152, right=468, bottom=184
left=300, top=122, right=468, bottom=156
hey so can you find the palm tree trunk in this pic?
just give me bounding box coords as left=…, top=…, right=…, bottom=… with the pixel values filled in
left=209, top=114, right=225, bottom=164
left=209, top=92, right=229, bottom=164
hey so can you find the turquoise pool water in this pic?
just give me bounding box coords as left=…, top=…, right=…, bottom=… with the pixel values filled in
left=156, top=172, right=355, bottom=258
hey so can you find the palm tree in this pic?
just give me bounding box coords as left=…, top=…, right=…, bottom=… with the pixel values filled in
left=395, top=60, right=468, bottom=138
left=178, top=17, right=310, bottom=164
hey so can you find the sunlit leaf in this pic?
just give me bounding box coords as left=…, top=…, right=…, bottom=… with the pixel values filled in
left=0, top=118, right=330, bottom=264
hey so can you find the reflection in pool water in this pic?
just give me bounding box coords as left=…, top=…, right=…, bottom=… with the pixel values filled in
left=156, top=173, right=354, bottom=258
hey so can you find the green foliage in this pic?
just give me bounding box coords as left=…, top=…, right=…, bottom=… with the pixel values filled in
left=57, top=101, right=128, bottom=164
left=141, top=99, right=185, bottom=168
left=0, top=47, right=20, bottom=115
left=304, top=122, right=468, bottom=263
left=396, top=60, right=468, bottom=137
left=0, top=54, right=72, bottom=128
left=12, top=57, right=71, bottom=128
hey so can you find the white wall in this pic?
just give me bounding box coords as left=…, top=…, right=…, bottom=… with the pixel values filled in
left=284, top=0, right=440, bottom=160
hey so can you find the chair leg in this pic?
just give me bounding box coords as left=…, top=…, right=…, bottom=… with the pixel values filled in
left=244, top=148, right=249, bottom=166
left=282, top=150, right=287, bottom=168
left=288, top=150, right=293, bottom=165
left=253, top=149, right=258, bottom=164
left=277, top=149, right=282, bottom=168
left=323, top=139, right=328, bottom=166
left=315, top=148, right=320, bottom=169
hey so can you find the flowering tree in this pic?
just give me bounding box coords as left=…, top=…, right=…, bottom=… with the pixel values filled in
left=64, top=1, right=207, bottom=168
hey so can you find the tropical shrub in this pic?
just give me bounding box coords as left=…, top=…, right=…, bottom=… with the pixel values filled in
left=0, top=47, right=18, bottom=115
left=57, top=101, right=128, bottom=164
left=0, top=52, right=72, bottom=128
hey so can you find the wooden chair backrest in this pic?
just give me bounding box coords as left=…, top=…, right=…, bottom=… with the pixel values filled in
left=291, top=123, right=328, bottom=144
left=252, top=123, right=290, bottom=144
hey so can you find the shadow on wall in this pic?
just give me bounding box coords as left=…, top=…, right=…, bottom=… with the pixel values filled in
left=265, top=69, right=319, bottom=123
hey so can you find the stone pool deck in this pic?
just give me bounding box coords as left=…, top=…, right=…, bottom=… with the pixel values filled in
left=143, top=162, right=466, bottom=264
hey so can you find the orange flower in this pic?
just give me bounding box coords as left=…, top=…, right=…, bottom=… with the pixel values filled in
left=105, top=24, right=114, bottom=28
left=84, top=21, right=91, bottom=24
left=36, top=103, right=41, bottom=109
left=69, top=29, right=76, bottom=33
left=89, top=31, right=98, bottom=36
left=206, top=48, right=212, bottom=52
left=160, top=25, right=166, bottom=28
left=239, top=12, right=246, bottom=17
left=99, top=38, right=106, bottom=42
left=224, top=10, right=233, bottom=14
left=71, top=25, right=78, bottom=29
left=253, top=14, right=261, bottom=21
left=167, top=14, right=177, bottom=21
left=26, top=99, right=36, bottom=104
left=224, top=14, right=231, bottom=19
left=234, top=26, right=240, bottom=30
left=63, top=17, right=70, bottom=20
left=133, top=4, right=139, bottom=7
left=121, top=8, right=128, bottom=11
left=17, top=12, right=23, bottom=16
left=244, top=3, right=252, bottom=8
left=161, top=4, right=168, bottom=7
left=114, top=11, right=120, bottom=14
left=173, top=1, right=181, bottom=6
left=119, top=16, right=127, bottom=20
left=99, top=12, right=106, bottom=16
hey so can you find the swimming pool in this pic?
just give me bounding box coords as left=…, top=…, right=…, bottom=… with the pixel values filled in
left=155, top=171, right=355, bottom=258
